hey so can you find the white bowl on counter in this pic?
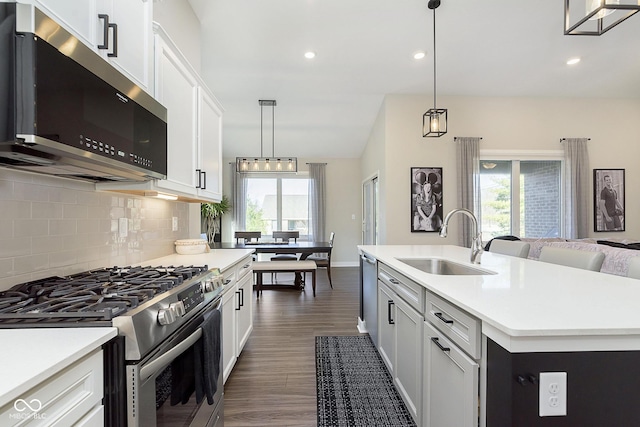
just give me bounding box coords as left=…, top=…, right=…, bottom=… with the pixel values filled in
left=174, top=239, right=209, bottom=255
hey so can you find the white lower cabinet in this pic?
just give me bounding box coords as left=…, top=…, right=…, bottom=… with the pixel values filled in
left=377, top=282, right=396, bottom=372
left=221, top=256, right=253, bottom=384
left=0, top=349, right=104, bottom=426
left=377, top=280, right=423, bottom=423
left=221, top=281, right=238, bottom=384
left=423, top=321, right=479, bottom=427
left=236, top=272, right=253, bottom=353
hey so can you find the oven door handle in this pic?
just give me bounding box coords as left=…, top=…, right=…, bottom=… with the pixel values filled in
left=139, top=328, right=202, bottom=382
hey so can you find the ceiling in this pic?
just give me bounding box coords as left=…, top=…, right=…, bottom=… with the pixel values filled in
left=188, top=0, right=640, bottom=160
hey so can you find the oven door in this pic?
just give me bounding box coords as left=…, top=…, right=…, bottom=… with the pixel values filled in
left=126, top=298, right=223, bottom=427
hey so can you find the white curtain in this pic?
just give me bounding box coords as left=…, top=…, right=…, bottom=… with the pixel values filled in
left=232, top=164, right=247, bottom=231
left=563, top=138, right=590, bottom=239
left=308, top=163, right=326, bottom=242
left=456, top=137, right=481, bottom=247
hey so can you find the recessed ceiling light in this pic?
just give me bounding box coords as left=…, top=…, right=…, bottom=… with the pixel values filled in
left=414, top=51, right=426, bottom=60
left=304, top=51, right=316, bottom=59
left=567, top=57, right=581, bottom=65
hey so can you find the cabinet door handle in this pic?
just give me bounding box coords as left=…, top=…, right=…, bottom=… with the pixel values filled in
left=195, top=169, right=202, bottom=188
left=431, top=337, right=450, bottom=352
left=239, top=287, right=244, bottom=307
left=434, top=312, right=454, bottom=324
left=387, top=300, right=395, bottom=324
left=107, top=22, right=118, bottom=57
left=235, top=291, right=241, bottom=311
left=98, top=14, right=110, bottom=50
left=200, top=170, right=207, bottom=189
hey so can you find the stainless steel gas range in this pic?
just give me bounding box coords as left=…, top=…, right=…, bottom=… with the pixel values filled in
left=0, top=265, right=225, bottom=427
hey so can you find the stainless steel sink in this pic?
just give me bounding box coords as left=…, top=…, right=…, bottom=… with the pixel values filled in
left=396, top=258, right=496, bottom=276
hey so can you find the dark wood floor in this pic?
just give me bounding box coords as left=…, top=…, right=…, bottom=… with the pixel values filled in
left=223, top=267, right=362, bottom=427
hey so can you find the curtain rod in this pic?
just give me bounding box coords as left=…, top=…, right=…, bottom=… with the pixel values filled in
left=453, top=137, right=483, bottom=141
left=560, top=138, right=591, bottom=142
left=306, top=162, right=328, bottom=165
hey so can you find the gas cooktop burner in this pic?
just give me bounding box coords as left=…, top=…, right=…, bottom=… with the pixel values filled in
left=0, top=265, right=210, bottom=326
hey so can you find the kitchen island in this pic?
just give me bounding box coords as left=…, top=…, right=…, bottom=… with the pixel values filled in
left=359, top=244, right=640, bottom=427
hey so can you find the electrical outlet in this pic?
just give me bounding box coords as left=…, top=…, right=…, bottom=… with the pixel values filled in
left=172, top=216, right=178, bottom=231
left=539, top=372, right=567, bottom=417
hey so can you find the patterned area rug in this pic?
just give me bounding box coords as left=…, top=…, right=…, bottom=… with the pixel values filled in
left=316, top=335, right=417, bottom=427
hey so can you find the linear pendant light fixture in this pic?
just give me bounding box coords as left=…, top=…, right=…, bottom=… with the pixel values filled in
left=423, top=0, right=447, bottom=137
left=236, top=100, right=297, bottom=173
left=565, top=0, right=640, bottom=35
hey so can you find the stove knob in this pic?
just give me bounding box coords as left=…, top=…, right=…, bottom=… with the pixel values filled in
left=157, top=307, right=177, bottom=326
left=170, top=301, right=186, bottom=318
left=203, top=279, right=215, bottom=293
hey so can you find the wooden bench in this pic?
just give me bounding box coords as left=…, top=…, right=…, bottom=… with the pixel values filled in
left=252, top=261, right=317, bottom=297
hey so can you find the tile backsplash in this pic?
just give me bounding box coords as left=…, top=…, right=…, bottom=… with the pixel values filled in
left=0, top=169, right=191, bottom=290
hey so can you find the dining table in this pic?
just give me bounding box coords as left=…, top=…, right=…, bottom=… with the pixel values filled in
left=210, top=241, right=332, bottom=290
left=211, top=241, right=331, bottom=257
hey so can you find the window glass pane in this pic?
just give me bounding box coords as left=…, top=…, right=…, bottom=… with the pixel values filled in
left=520, top=161, right=561, bottom=238
left=480, top=161, right=512, bottom=241
left=246, top=178, right=277, bottom=234
left=282, top=179, right=309, bottom=235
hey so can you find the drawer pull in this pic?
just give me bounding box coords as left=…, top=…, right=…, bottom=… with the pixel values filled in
left=434, top=312, right=454, bottom=324
left=431, top=337, right=450, bottom=352
left=389, top=278, right=400, bottom=285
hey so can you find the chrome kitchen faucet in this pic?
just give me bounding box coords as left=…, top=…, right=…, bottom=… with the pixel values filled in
left=439, top=208, right=483, bottom=264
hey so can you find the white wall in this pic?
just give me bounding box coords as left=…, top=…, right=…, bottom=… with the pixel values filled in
left=364, top=94, right=640, bottom=244
left=360, top=99, right=387, bottom=243
left=220, top=158, right=362, bottom=266
left=153, top=0, right=202, bottom=72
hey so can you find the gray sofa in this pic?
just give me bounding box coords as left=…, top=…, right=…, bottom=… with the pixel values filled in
left=521, top=237, right=640, bottom=277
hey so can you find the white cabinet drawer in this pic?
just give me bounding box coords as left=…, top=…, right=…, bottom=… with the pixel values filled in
left=222, top=266, right=236, bottom=289
left=378, top=264, right=424, bottom=313
left=73, top=405, right=104, bottom=426
left=236, top=257, right=253, bottom=281
left=425, top=291, right=481, bottom=360
left=0, top=349, right=103, bottom=426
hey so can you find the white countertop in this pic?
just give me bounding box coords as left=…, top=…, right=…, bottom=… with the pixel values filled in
left=359, top=245, right=640, bottom=352
left=0, top=327, right=117, bottom=408
left=137, top=248, right=254, bottom=272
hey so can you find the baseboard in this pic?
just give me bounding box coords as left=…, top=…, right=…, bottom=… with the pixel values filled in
left=331, top=262, right=359, bottom=268
left=357, top=317, right=368, bottom=334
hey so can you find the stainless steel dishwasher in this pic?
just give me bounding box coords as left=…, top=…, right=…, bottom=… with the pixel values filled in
left=360, top=252, right=378, bottom=345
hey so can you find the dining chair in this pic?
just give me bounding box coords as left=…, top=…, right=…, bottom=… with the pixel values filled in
left=538, top=246, right=605, bottom=272
left=306, top=232, right=335, bottom=288
left=234, top=231, right=261, bottom=244
left=270, top=231, right=300, bottom=282
left=626, top=256, right=640, bottom=279
left=489, top=240, right=531, bottom=259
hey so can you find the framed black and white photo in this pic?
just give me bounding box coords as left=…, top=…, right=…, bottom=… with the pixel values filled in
left=594, top=169, right=625, bottom=232
left=411, top=167, right=443, bottom=232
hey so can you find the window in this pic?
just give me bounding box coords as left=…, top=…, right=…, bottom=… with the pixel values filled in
left=479, top=157, right=562, bottom=241
left=245, top=175, right=309, bottom=238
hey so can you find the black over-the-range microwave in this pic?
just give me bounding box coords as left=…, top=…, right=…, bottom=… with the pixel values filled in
left=0, top=3, right=167, bottom=182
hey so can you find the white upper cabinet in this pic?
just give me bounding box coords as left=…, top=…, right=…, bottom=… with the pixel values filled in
left=30, top=0, right=153, bottom=92
left=31, top=0, right=97, bottom=46
left=197, top=87, right=223, bottom=201
left=154, top=31, right=199, bottom=194
left=95, top=0, right=153, bottom=91
left=150, top=25, right=224, bottom=202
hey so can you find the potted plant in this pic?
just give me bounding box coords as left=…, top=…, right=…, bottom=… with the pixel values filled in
left=201, top=195, right=231, bottom=244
